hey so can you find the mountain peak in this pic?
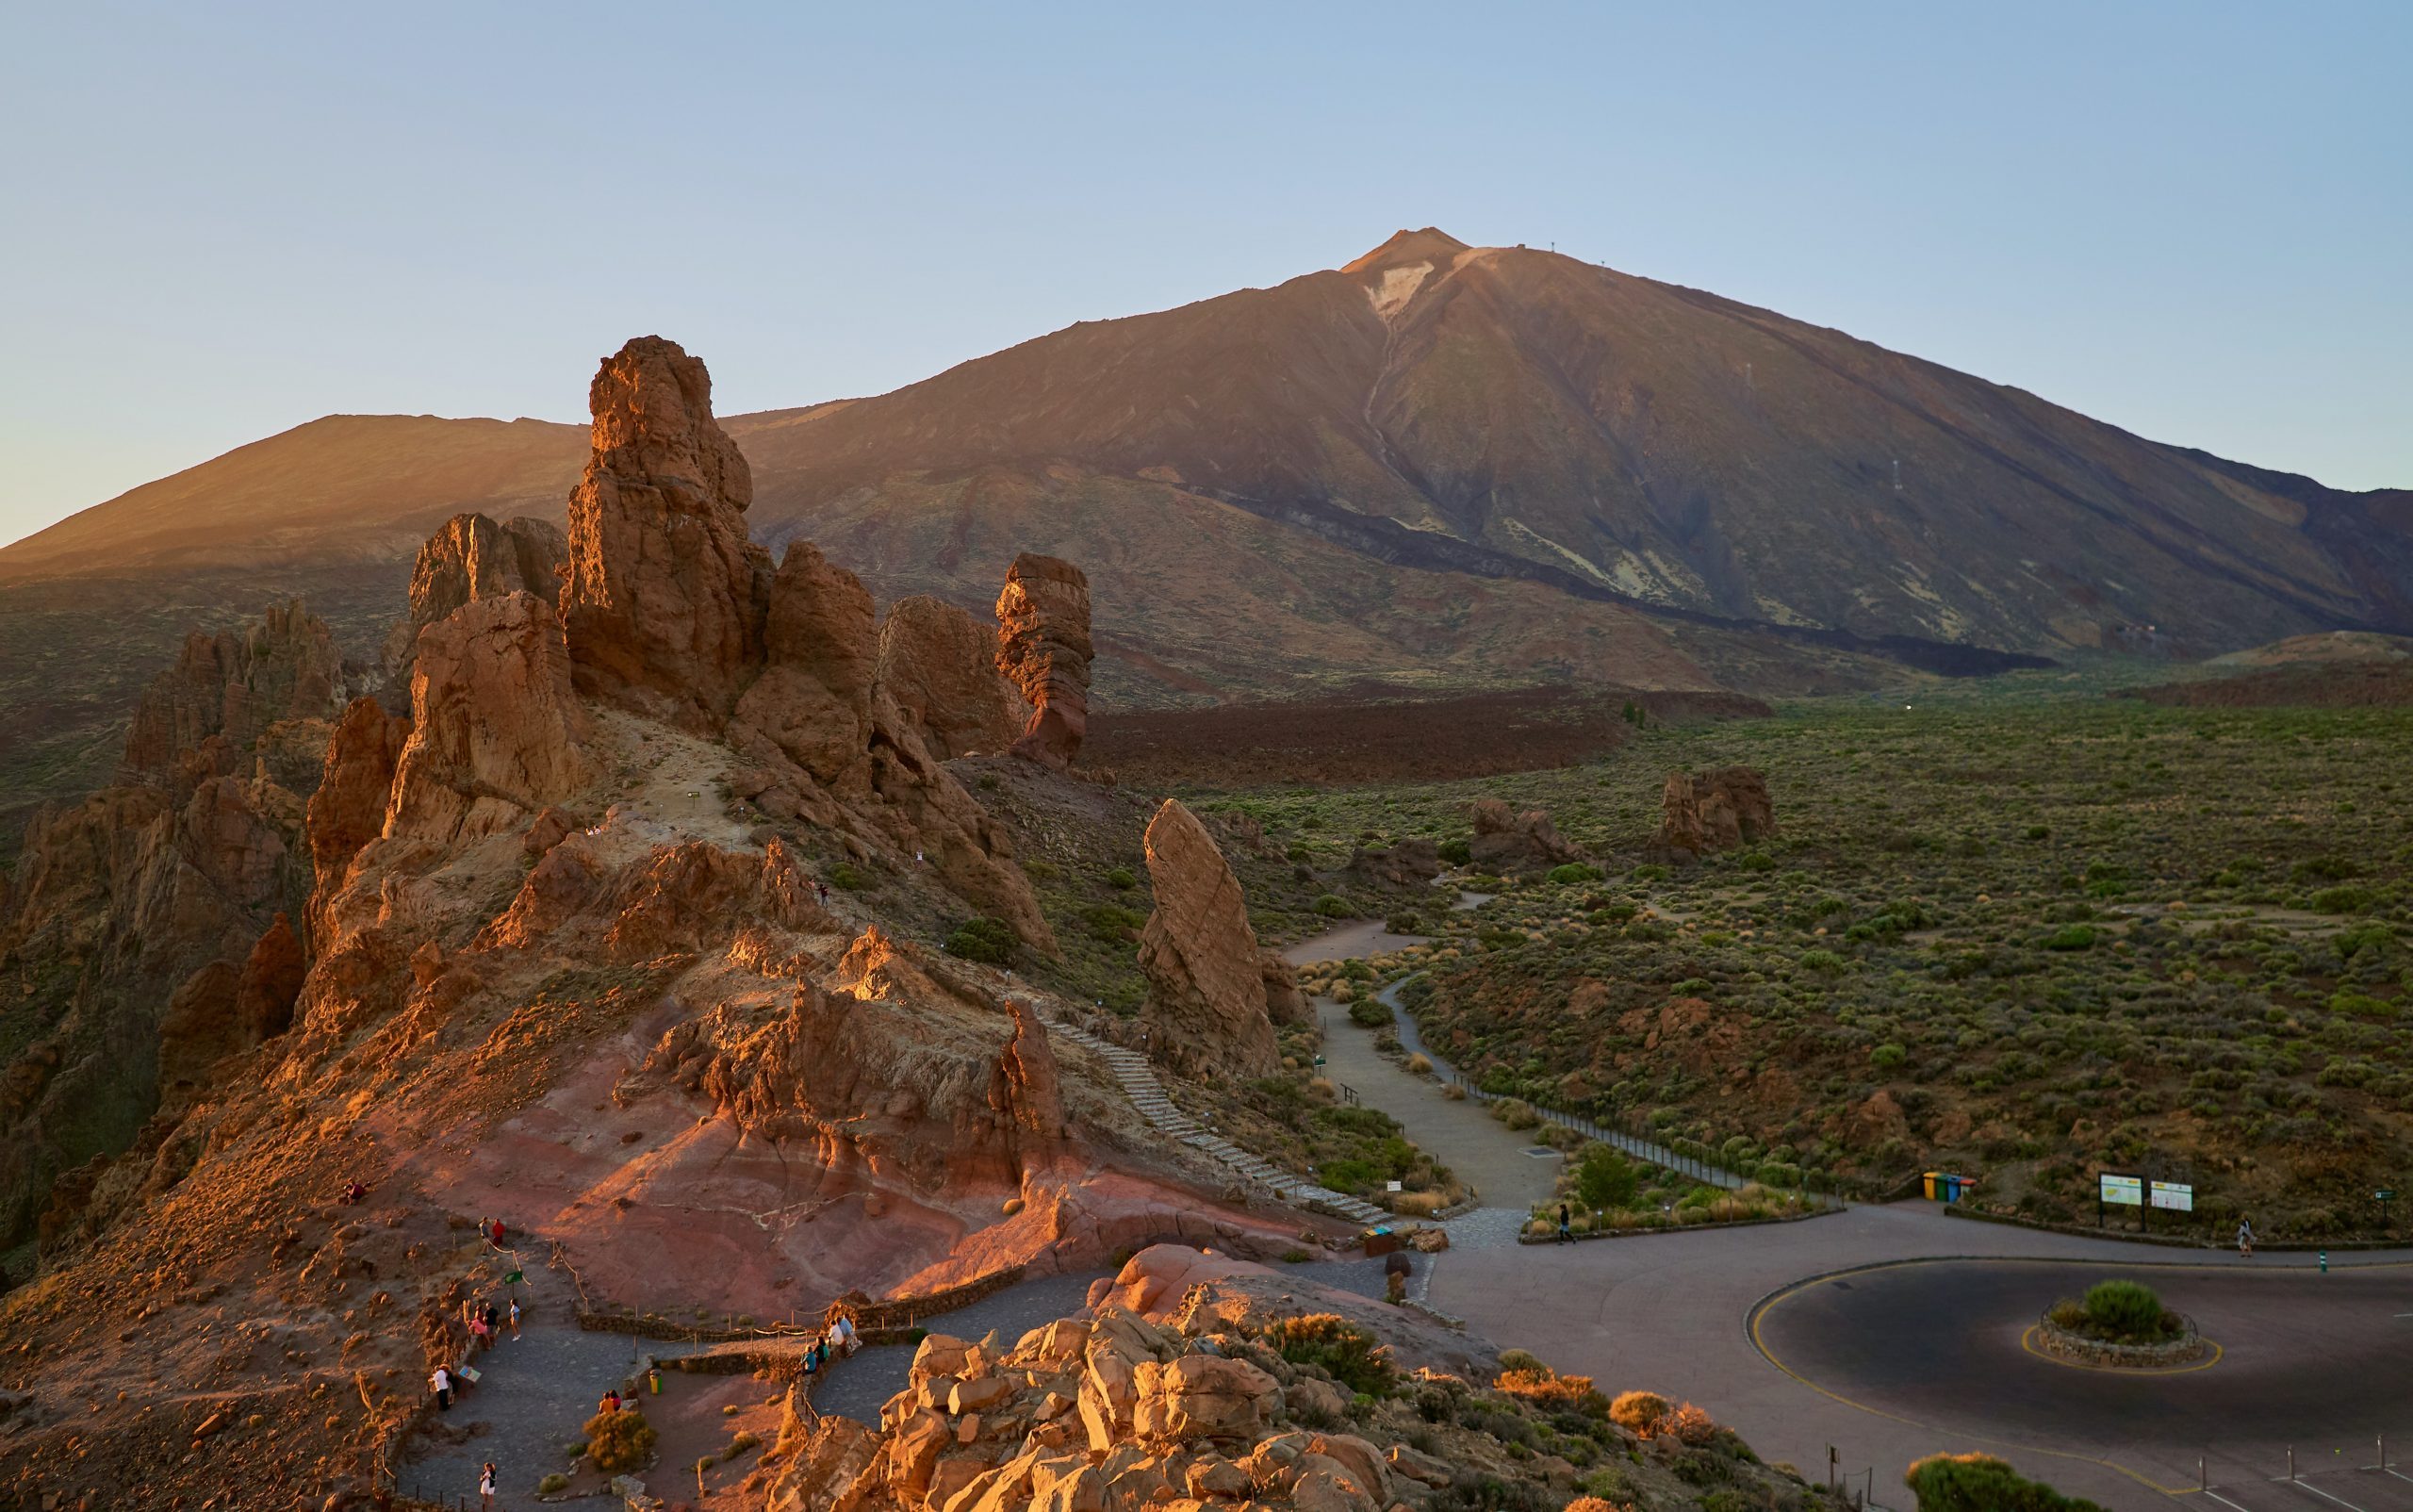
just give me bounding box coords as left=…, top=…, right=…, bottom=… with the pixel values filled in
left=1340, top=226, right=1469, bottom=275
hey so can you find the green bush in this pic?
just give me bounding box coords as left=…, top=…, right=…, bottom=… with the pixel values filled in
left=1105, top=866, right=1137, bottom=890
left=537, top=1474, right=570, bottom=1494
left=583, top=1409, right=658, bottom=1474
left=828, top=862, right=869, bottom=891
left=1798, top=949, right=1847, bottom=975
left=2311, top=885, right=2373, bottom=914
left=1079, top=903, right=1147, bottom=944
left=1437, top=839, right=1472, bottom=865
left=2041, top=925, right=2097, bottom=951
left=2080, top=1279, right=2169, bottom=1340
left=1348, top=998, right=1390, bottom=1027
left=1574, top=1145, right=1639, bottom=1210
left=1547, top=863, right=1603, bottom=885
left=1385, top=911, right=1422, bottom=933
left=1905, top=1453, right=2103, bottom=1511
left=1871, top=1043, right=1908, bottom=1070
left=1262, top=1314, right=1396, bottom=1396
left=943, top=916, right=1019, bottom=964
left=1314, top=894, right=1352, bottom=918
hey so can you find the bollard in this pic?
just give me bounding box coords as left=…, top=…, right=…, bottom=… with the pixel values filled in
left=2290, top=1445, right=2297, bottom=1481
left=2320, top=1249, right=2329, bottom=1274
left=2199, top=1456, right=2206, bottom=1490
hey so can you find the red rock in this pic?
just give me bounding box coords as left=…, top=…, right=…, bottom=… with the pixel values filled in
left=1136, top=800, right=1277, bottom=1079
left=730, top=540, right=878, bottom=785
left=383, top=513, right=567, bottom=682
left=121, top=600, right=343, bottom=793
left=1656, top=765, right=1775, bottom=856
left=1466, top=798, right=1583, bottom=871
left=560, top=336, right=766, bottom=726
left=876, top=595, right=1028, bottom=761
left=994, top=554, right=1092, bottom=770
left=304, top=698, right=409, bottom=949
left=386, top=592, right=594, bottom=846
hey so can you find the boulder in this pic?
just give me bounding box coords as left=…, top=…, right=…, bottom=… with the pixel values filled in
left=1131, top=1356, right=1280, bottom=1444
left=1657, top=766, right=1775, bottom=856
left=994, top=554, right=1092, bottom=770
left=385, top=593, right=594, bottom=846
left=877, top=595, right=1028, bottom=760
left=1465, top=798, right=1583, bottom=872
left=1136, top=800, right=1278, bottom=1079
left=560, top=336, right=766, bottom=726
left=1344, top=838, right=1441, bottom=889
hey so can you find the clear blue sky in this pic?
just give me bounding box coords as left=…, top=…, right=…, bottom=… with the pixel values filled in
left=3, top=1, right=2406, bottom=547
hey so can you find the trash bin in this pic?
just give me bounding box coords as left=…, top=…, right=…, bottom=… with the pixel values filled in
left=1942, top=1175, right=1963, bottom=1204
left=1922, top=1172, right=1943, bottom=1201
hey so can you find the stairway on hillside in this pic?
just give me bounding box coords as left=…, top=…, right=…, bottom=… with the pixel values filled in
left=1042, top=1016, right=1389, bottom=1227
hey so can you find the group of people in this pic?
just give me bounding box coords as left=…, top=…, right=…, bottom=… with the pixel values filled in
left=461, top=1292, right=521, bottom=1348
left=801, top=1313, right=862, bottom=1377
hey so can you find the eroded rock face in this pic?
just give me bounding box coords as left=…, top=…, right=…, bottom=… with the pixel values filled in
left=1137, top=799, right=1277, bottom=1079
left=156, top=912, right=304, bottom=1110
left=1466, top=797, right=1583, bottom=871
left=560, top=336, right=766, bottom=725
left=876, top=595, right=1028, bottom=760
left=730, top=541, right=879, bottom=786
left=1657, top=766, right=1775, bottom=856
left=120, top=600, right=343, bottom=794
left=995, top=553, right=1093, bottom=770
left=385, top=593, right=593, bottom=846
left=304, top=698, right=409, bottom=949
left=383, top=513, right=567, bottom=686
left=1345, top=837, right=1441, bottom=889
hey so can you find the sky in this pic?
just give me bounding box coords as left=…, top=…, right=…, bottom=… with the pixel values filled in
left=2, top=1, right=2407, bottom=548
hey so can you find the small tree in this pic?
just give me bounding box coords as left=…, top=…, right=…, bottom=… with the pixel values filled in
left=1575, top=1145, right=1639, bottom=1211
left=1905, top=1454, right=2104, bottom=1511
left=943, top=916, right=1018, bottom=964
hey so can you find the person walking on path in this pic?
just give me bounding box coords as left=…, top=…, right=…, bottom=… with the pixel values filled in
left=2239, top=1218, right=2257, bottom=1257
left=507, top=1296, right=521, bottom=1339
left=479, top=1462, right=498, bottom=1510
left=1558, top=1203, right=1573, bottom=1243
left=431, top=1365, right=453, bottom=1412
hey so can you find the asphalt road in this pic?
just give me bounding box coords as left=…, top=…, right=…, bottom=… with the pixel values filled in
left=1754, top=1258, right=2413, bottom=1504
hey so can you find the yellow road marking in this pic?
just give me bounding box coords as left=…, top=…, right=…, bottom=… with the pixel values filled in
left=1746, top=1258, right=2255, bottom=1498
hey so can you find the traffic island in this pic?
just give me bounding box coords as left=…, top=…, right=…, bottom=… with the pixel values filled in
left=2026, top=1279, right=2214, bottom=1371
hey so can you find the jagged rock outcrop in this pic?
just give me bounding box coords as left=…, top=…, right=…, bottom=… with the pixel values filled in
left=1136, top=800, right=1278, bottom=1079
left=385, top=592, right=594, bottom=846
left=303, top=698, right=410, bottom=948
left=560, top=336, right=766, bottom=725
left=119, top=600, right=343, bottom=794
left=380, top=512, right=567, bottom=686
left=875, top=595, right=1028, bottom=760
left=995, top=553, right=1093, bottom=770
left=1345, top=837, right=1442, bottom=889
left=155, top=912, right=304, bottom=1110
left=1466, top=797, right=1584, bottom=871
left=1656, top=765, right=1776, bottom=857
left=730, top=541, right=879, bottom=786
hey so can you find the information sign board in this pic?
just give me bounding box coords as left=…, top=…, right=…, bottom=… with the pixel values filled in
left=2149, top=1181, right=2192, bottom=1211
left=2099, top=1174, right=2142, bottom=1207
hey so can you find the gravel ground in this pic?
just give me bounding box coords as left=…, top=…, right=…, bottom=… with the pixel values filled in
left=399, top=1317, right=643, bottom=1507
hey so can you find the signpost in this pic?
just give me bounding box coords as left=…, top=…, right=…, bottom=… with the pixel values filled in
left=2149, top=1181, right=2193, bottom=1212
left=2099, top=1173, right=2142, bottom=1230
left=2379, top=1189, right=2396, bottom=1228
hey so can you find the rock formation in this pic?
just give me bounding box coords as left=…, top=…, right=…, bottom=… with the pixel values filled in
left=876, top=594, right=1029, bottom=760
left=385, top=592, right=594, bottom=846
left=1466, top=797, right=1584, bottom=871
left=303, top=698, right=410, bottom=947
left=1656, top=765, right=1776, bottom=856
left=995, top=552, right=1093, bottom=769
left=730, top=541, right=879, bottom=786
left=1136, top=799, right=1279, bottom=1079
left=380, top=512, right=566, bottom=686
left=560, top=336, right=766, bottom=725
left=1346, top=836, right=1442, bottom=889
left=119, top=600, right=343, bottom=794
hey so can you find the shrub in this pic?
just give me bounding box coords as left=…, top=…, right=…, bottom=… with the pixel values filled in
left=1105, top=866, right=1137, bottom=889
left=828, top=862, right=869, bottom=891
left=1607, top=1390, right=1668, bottom=1436
left=1662, top=1402, right=1719, bottom=1446
left=1405, top=1054, right=1433, bottom=1076
left=1494, top=1367, right=1602, bottom=1413
left=1547, top=863, right=1603, bottom=885
left=1871, top=1043, right=1908, bottom=1071
left=1904, top=1453, right=2105, bottom=1511
left=1798, top=949, right=1847, bottom=975
left=1349, top=998, right=1390, bottom=1027
left=1079, top=902, right=1148, bottom=943
left=1493, top=1098, right=1540, bottom=1131
left=2041, top=925, right=2097, bottom=951
left=1262, top=1314, right=1396, bottom=1397
left=1495, top=1348, right=1546, bottom=1372
left=583, top=1409, right=658, bottom=1474
left=1314, top=895, right=1352, bottom=918
left=2311, top=885, right=2373, bottom=914
left=2079, top=1279, right=2169, bottom=1339
left=1386, top=911, right=1423, bottom=934
left=1438, top=839, right=1473, bottom=865
left=943, top=916, right=1019, bottom=964
left=1575, top=1146, right=1639, bottom=1210
left=537, top=1474, right=569, bottom=1494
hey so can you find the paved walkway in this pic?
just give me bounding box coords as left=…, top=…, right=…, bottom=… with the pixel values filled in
left=812, top=1268, right=1110, bottom=1424
left=399, top=1313, right=641, bottom=1506
left=1432, top=1199, right=2413, bottom=1512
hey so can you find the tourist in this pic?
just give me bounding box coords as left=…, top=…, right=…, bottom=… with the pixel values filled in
left=479, top=1462, right=498, bottom=1510
left=431, top=1365, right=453, bottom=1412
left=599, top=1388, right=621, bottom=1414
left=815, top=880, right=829, bottom=907
left=2238, top=1218, right=2257, bottom=1257
left=469, top=1311, right=493, bottom=1350
left=489, top=1217, right=507, bottom=1249
left=1558, top=1203, right=1572, bottom=1244
left=831, top=1314, right=858, bottom=1356
left=342, top=1179, right=367, bottom=1205
left=507, top=1297, right=522, bottom=1339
